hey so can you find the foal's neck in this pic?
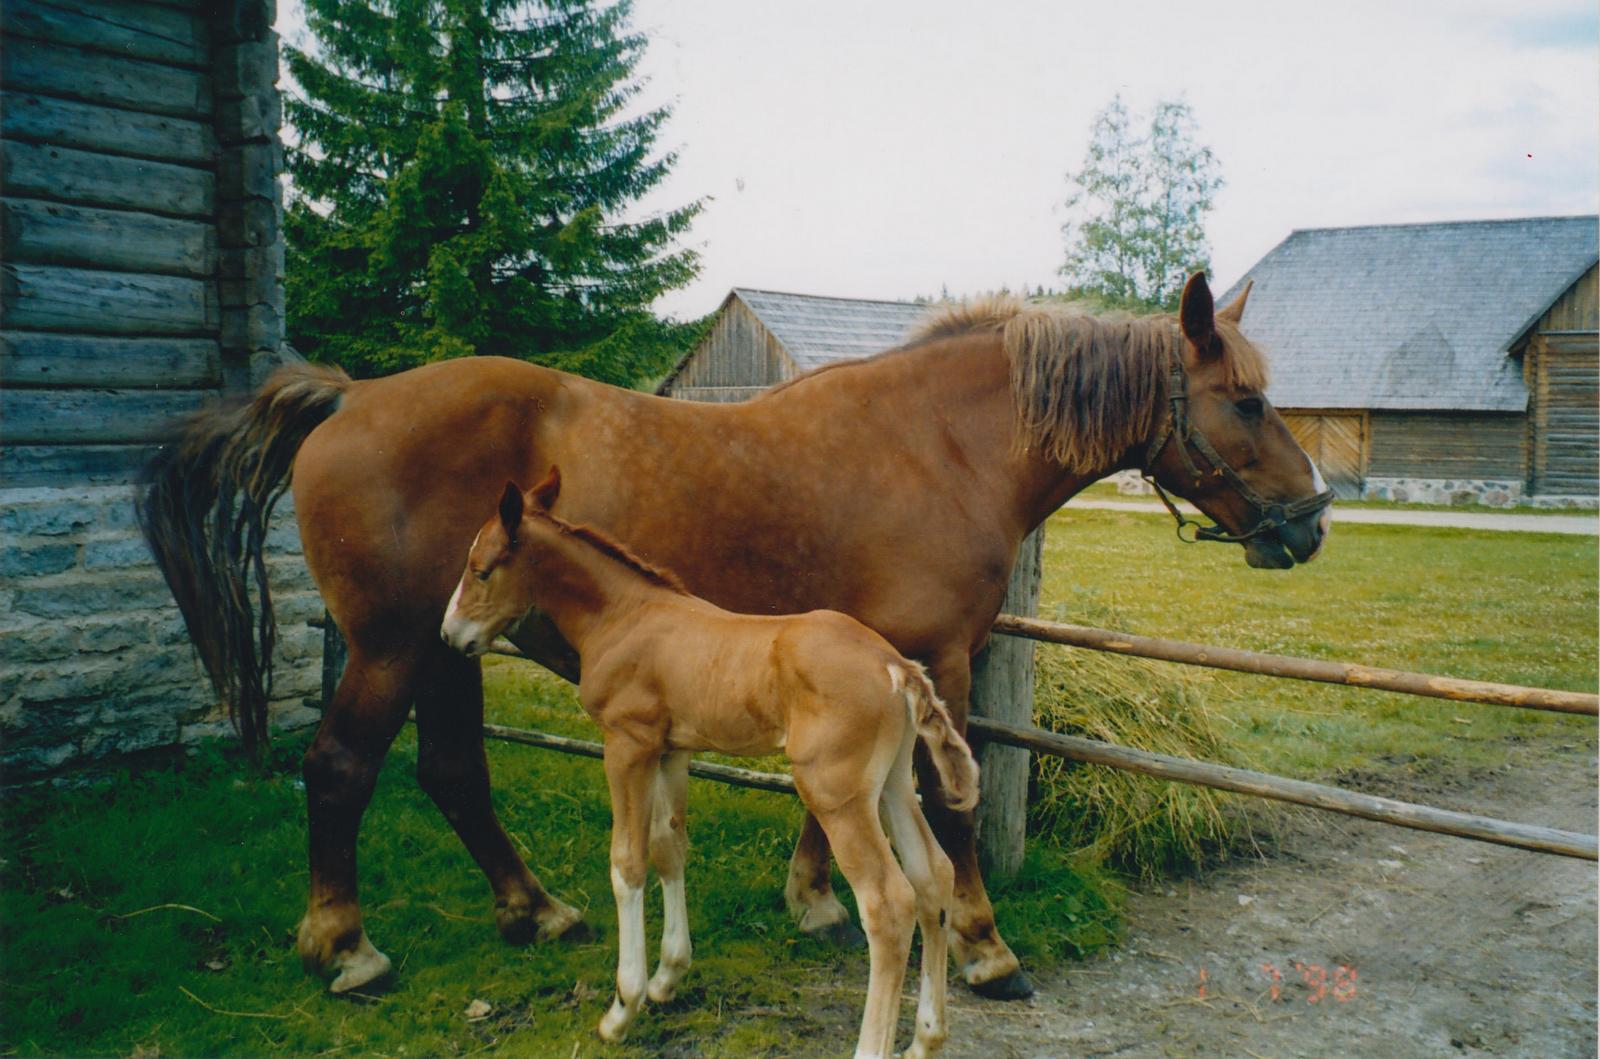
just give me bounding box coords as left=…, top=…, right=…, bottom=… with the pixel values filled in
left=526, top=533, right=672, bottom=655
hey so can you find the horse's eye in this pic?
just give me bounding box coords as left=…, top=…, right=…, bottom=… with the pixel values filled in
left=474, top=567, right=491, bottom=582
left=1235, top=396, right=1264, bottom=419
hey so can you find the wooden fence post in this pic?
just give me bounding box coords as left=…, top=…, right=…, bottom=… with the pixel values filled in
left=969, top=529, right=1042, bottom=879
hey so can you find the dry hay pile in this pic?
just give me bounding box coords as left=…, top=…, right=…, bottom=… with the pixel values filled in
left=1028, top=642, right=1251, bottom=880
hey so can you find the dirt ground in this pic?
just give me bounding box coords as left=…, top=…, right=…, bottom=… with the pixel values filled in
left=790, top=737, right=1597, bottom=1059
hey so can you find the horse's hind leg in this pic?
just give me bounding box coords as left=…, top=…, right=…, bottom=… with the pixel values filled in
left=785, top=814, right=866, bottom=947
left=297, top=646, right=415, bottom=994
left=882, top=753, right=955, bottom=1059
left=647, top=751, right=691, bottom=1003
left=920, top=652, right=1031, bottom=999
left=810, top=796, right=916, bottom=1059
left=413, top=644, right=588, bottom=945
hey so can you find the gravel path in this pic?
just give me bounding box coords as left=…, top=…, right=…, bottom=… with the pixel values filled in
left=1065, top=499, right=1599, bottom=535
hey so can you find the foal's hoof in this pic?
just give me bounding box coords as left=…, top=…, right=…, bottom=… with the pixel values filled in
left=807, top=918, right=867, bottom=950
left=968, top=966, right=1035, bottom=1001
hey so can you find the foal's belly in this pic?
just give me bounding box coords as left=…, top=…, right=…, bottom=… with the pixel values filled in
left=662, top=713, right=784, bottom=759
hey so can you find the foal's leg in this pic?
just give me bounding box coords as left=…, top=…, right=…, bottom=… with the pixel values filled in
left=809, top=795, right=916, bottom=1059
left=296, top=646, right=415, bottom=994
left=919, top=651, right=1030, bottom=999
left=882, top=754, right=956, bottom=1059
left=413, top=645, right=587, bottom=944
left=598, top=736, right=660, bottom=1043
left=647, top=751, right=692, bottom=1003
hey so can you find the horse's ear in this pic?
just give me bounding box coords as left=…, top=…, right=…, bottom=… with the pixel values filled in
left=1218, top=278, right=1252, bottom=324
left=529, top=465, right=562, bottom=510
left=499, top=481, right=524, bottom=543
left=1179, top=271, right=1216, bottom=353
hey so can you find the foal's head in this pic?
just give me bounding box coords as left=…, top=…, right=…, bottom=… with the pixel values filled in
left=1150, top=273, right=1332, bottom=569
left=439, top=468, right=566, bottom=658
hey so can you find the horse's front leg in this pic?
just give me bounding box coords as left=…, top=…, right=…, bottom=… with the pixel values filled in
left=414, top=644, right=588, bottom=945
left=296, top=645, right=414, bottom=994
left=598, top=734, right=661, bottom=1043
left=646, top=750, right=692, bottom=1003
left=920, top=651, right=1033, bottom=1000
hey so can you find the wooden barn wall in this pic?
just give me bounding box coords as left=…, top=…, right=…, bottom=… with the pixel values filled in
left=0, top=0, right=283, bottom=487
left=1527, top=336, right=1599, bottom=496
left=667, top=298, right=792, bottom=402
left=1366, top=412, right=1526, bottom=481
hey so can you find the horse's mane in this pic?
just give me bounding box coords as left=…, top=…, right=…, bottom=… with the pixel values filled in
left=532, top=509, right=689, bottom=594
left=908, top=295, right=1271, bottom=473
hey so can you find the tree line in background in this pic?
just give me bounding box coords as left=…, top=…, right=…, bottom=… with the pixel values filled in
left=285, top=0, right=706, bottom=385
left=1059, top=95, right=1223, bottom=312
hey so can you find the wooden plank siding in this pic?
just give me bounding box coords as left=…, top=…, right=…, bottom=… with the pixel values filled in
left=1282, top=411, right=1367, bottom=498
left=666, top=298, right=795, bottom=400
left=1527, top=332, right=1599, bottom=495
left=0, top=0, right=227, bottom=487
left=1367, top=412, right=1527, bottom=481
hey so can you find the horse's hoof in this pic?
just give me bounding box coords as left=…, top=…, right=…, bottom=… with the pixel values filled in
left=808, top=918, right=867, bottom=950
left=327, top=933, right=394, bottom=996
left=554, top=917, right=597, bottom=944
left=967, top=966, right=1034, bottom=1001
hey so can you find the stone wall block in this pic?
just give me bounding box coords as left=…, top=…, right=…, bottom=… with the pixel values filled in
left=0, top=543, right=78, bottom=578
left=0, top=625, right=79, bottom=665
left=81, top=537, right=157, bottom=571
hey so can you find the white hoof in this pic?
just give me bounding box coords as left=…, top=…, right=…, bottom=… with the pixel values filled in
left=328, top=932, right=392, bottom=994
left=597, top=997, right=633, bottom=1042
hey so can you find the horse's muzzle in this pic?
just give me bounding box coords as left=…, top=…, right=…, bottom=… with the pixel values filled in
left=1245, top=505, right=1330, bottom=569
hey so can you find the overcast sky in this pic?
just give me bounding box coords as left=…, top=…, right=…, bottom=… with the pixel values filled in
left=279, top=1, right=1599, bottom=320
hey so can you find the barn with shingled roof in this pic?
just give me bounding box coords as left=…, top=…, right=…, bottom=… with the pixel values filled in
left=1221, top=216, right=1598, bottom=506
left=658, top=288, right=930, bottom=403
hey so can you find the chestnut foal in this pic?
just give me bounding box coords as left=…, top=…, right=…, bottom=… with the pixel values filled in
left=441, top=468, right=978, bottom=1059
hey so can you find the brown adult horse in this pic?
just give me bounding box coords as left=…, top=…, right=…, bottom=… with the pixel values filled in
left=138, top=273, right=1331, bottom=999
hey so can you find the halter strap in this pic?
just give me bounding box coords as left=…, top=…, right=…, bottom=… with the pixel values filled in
left=1141, top=352, right=1333, bottom=545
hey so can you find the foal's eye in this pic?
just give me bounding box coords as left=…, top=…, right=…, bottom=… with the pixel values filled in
left=473, top=567, right=491, bottom=582
left=1234, top=396, right=1264, bottom=419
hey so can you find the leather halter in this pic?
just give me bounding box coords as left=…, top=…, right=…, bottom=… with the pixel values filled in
left=1141, top=349, right=1334, bottom=545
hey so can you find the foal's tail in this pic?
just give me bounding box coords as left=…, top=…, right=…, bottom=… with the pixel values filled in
left=891, top=661, right=980, bottom=812
left=136, top=363, right=352, bottom=758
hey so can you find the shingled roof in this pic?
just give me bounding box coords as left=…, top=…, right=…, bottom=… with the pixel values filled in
left=1219, top=216, right=1598, bottom=412
left=730, top=288, right=931, bottom=371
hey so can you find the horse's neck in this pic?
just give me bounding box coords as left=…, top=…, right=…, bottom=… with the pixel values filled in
left=795, top=337, right=1124, bottom=534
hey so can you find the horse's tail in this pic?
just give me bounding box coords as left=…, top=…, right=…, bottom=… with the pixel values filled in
left=891, top=660, right=980, bottom=812
left=136, top=363, right=352, bottom=758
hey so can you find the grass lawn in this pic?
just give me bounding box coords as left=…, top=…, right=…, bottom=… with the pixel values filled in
left=3, top=512, right=1593, bottom=1056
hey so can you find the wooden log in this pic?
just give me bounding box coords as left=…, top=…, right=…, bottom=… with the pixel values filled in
left=481, top=723, right=798, bottom=796
left=965, top=716, right=1598, bottom=861
left=0, top=332, right=220, bottom=388
left=0, top=37, right=211, bottom=119
left=0, top=387, right=213, bottom=444
left=1, top=0, right=208, bottom=68
left=0, top=442, right=151, bottom=486
left=969, top=530, right=1041, bottom=879
left=1, top=199, right=213, bottom=277
left=2, top=141, right=215, bottom=219
left=1, top=92, right=215, bottom=165
left=1, top=264, right=218, bottom=336
left=991, top=615, right=1600, bottom=716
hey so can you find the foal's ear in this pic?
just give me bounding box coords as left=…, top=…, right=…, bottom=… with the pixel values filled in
left=529, top=465, right=562, bottom=510
left=1179, top=271, right=1217, bottom=354
left=1217, top=278, right=1252, bottom=324
left=499, top=481, right=524, bottom=544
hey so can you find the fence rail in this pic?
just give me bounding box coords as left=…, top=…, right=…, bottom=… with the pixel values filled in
left=991, top=615, right=1600, bottom=716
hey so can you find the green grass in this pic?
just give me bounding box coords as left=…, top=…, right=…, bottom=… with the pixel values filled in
left=1036, top=508, right=1597, bottom=779
left=4, top=514, right=1593, bottom=1056
left=1, top=665, right=1115, bottom=1058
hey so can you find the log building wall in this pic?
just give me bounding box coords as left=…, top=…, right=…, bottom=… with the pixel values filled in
left=0, top=0, right=320, bottom=782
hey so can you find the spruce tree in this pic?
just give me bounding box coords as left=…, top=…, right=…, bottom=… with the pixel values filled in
left=284, top=0, right=703, bottom=383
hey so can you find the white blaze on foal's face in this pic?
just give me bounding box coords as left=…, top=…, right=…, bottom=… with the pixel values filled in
left=440, top=526, right=516, bottom=656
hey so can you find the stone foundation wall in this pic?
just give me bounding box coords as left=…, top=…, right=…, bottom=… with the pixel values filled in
left=0, top=485, right=323, bottom=782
